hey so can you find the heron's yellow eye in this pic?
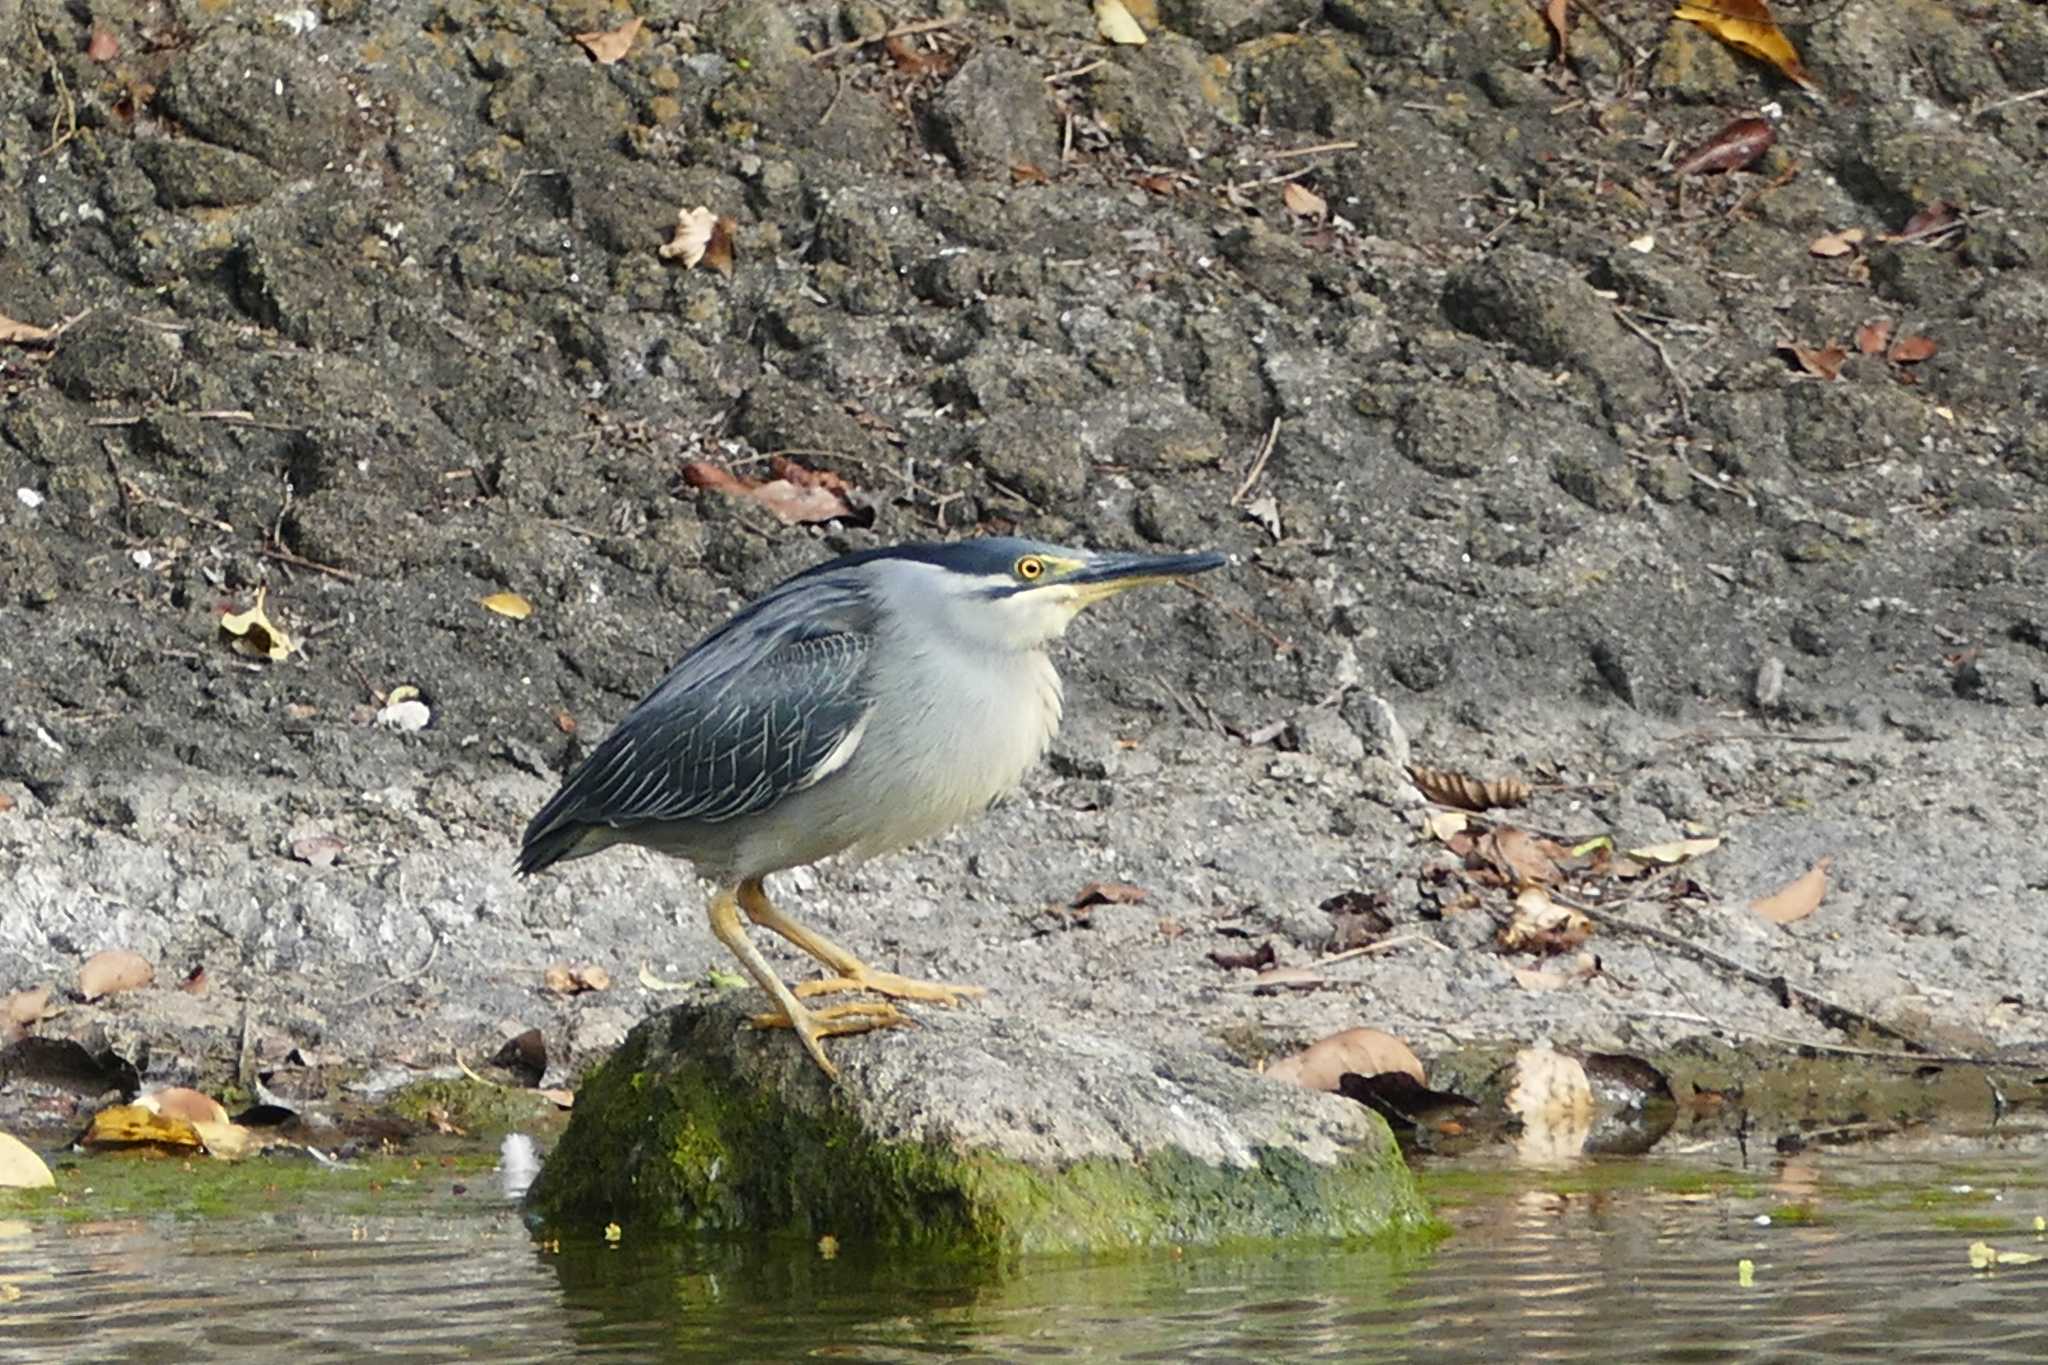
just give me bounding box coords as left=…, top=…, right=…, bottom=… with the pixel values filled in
left=1014, top=555, right=1046, bottom=582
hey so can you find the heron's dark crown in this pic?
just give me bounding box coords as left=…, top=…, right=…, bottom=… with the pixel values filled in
left=791, top=537, right=1060, bottom=584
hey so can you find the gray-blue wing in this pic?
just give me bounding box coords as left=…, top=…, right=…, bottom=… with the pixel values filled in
left=518, top=572, right=877, bottom=874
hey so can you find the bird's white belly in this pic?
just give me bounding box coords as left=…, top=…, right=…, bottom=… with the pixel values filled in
left=736, top=647, right=1063, bottom=874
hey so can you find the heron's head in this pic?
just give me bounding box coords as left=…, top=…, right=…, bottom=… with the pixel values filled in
left=880, top=538, right=1227, bottom=654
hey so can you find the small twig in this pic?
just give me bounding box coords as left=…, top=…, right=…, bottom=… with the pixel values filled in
left=1316, top=933, right=1448, bottom=966
left=1045, top=60, right=1104, bottom=84
left=809, top=16, right=957, bottom=63
left=33, top=29, right=80, bottom=158
left=1556, top=893, right=1928, bottom=1051
left=1176, top=579, right=1296, bottom=656
left=1612, top=307, right=1692, bottom=427
left=1252, top=140, right=1361, bottom=161
left=259, top=544, right=358, bottom=582
left=1969, top=85, right=2048, bottom=124
left=454, top=1050, right=502, bottom=1088
left=1231, top=417, right=1280, bottom=506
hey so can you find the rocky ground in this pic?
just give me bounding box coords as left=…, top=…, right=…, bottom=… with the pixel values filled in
left=1, top=0, right=2045, bottom=1137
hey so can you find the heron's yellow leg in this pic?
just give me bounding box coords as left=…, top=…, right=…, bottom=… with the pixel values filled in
left=707, top=886, right=909, bottom=1080
left=737, top=877, right=988, bottom=1007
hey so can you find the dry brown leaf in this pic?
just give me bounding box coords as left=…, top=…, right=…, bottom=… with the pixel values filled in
left=86, top=27, right=119, bottom=62
left=78, top=949, right=154, bottom=1001
left=1134, top=173, right=1178, bottom=196
left=1265, top=1027, right=1425, bottom=1090
left=0, top=791, right=14, bottom=814
left=1478, top=826, right=1562, bottom=886
left=545, top=963, right=610, bottom=995
left=1543, top=0, right=1570, bottom=56
left=141, top=1087, right=230, bottom=1126
left=1891, top=200, right=1962, bottom=244
left=1010, top=163, right=1052, bottom=186
left=218, top=586, right=296, bottom=661
left=1751, top=855, right=1830, bottom=924
left=537, top=1087, right=576, bottom=1109
left=1207, top=941, right=1276, bottom=972
left=574, top=965, right=611, bottom=992
left=1673, top=0, right=1817, bottom=90
left=701, top=215, right=737, bottom=276
left=883, top=33, right=942, bottom=75
left=1072, top=881, right=1148, bottom=908
left=1778, top=341, right=1846, bottom=381
left=291, top=833, right=346, bottom=868
left=679, top=459, right=751, bottom=494
left=1671, top=116, right=1775, bottom=176
left=1281, top=181, right=1327, bottom=219
left=481, top=591, right=533, bottom=620
left=0, top=312, right=56, bottom=346
left=1408, top=766, right=1530, bottom=811
left=0, top=1132, right=54, bottom=1189
left=659, top=206, right=718, bottom=267
left=572, top=16, right=642, bottom=65
left=746, top=478, right=851, bottom=525
left=1809, top=227, right=1866, bottom=258
left=1887, top=334, right=1937, bottom=364
left=1855, top=319, right=1894, bottom=355
left=1420, top=808, right=1471, bottom=842
left=1500, top=886, right=1592, bottom=953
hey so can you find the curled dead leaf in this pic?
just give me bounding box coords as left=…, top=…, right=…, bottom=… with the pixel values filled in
left=682, top=456, right=860, bottom=526
left=1855, top=319, right=1893, bottom=355
left=1072, top=881, right=1148, bottom=908
left=544, top=963, right=611, bottom=995
left=1476, top=826, right=1563, bottom=887
left=1751, top=855, right=1830, bottom=925
left=1673, top=0, right=1817, bottom=91
left=572, top=16, right=642, bottom=65
left=290, top=833, right=346, bottom=869
left=1408, top=766, right=1530, bottom=811
left=1265, top=1027, right=1425, bottom=1090
left=1887, top=334, right=1937, bottom=365
left=78, top=949, right=154, bottom=1001
left=659, top=206, right=717, bottom=267
left=141, top=1087, right=230, bottom=1126
left=1671, top=116, right=1775, bottom=176
left=1890, top=199, right=1961, bottom=244
left=1778, top=341, right=1846, bottom=381
left=218, top=586, right=296, bottom=661
left=1809, top=227, right=1866, bottom=258
left=1281, top=181, right=1327, bottom=220
left=1500, top=886, right=1592, bottom=954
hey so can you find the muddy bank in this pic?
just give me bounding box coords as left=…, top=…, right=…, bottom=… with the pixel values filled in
left=1, top=0, right=2045, bottom=1178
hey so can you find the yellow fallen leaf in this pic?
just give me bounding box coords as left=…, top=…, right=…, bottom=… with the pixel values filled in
left=481, top=591, right=533, bottom=620
left=218, top=586, right=296, bottom=661
left=1628, top=836, right=1723, bottom=864
left=83, top=1103, right=204, bottom=1151
left=1971, top=1240, right=2044, bottom=1270
left=572, top=16, right=642, bottom=65
left=1738, top=1257, right=1755, bottom=1287
left=1751, top=856, right=1831, bottom=925
left=1673, top=0, right=1817, bottom=91
left=0, top=1133, right=53, bottom=1189
left=638, top=962, right=693, bottom=992
left=1095, top=0, right=1147, bottom=45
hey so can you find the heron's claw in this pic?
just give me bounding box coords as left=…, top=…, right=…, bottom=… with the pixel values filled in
left=750, top=1000, right=914, bottom=1078
left=794, top=969, right=988, bottom=1007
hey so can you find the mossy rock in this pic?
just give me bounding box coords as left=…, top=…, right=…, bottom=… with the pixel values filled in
left=527, top=999, right=1429, bottom=1259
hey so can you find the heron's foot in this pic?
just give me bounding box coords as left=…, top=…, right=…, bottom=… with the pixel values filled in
left=793, top=968, right=988, bottom=1007
left=750, top=1000, right=914, bottom=1079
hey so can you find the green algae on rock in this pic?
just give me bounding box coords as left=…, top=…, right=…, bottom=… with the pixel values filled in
left=526, top=998, right=1429, bottom=1258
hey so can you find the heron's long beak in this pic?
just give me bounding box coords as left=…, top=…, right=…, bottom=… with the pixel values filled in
left=1066, top=549, right=1227, bottom=605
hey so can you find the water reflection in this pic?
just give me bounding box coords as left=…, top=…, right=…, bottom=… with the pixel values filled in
left=1, top=1146, right=2044, bottom=1362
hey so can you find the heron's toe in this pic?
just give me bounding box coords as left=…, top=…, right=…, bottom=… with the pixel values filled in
left=794, top=969, right=987, bottom=1006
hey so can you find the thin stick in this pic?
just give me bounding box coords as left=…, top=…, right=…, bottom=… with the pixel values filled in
left=260, top=544, right=359, bottom=581
left=1045, top=60, right=1104, bottom=84
left=1254, top=140, right=1360, bottom=160
left=1613, top=307, right=1692, bottom=427
left=1557, top=893, right=1927, bottom=1051
left=1231, top=417, right=1280, bottom=505
left=1970, top=85, right=2048, bottom=124
left=810, top=16, right=956, bottom=63
left=1176, top=579, right=1295, bottom=656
